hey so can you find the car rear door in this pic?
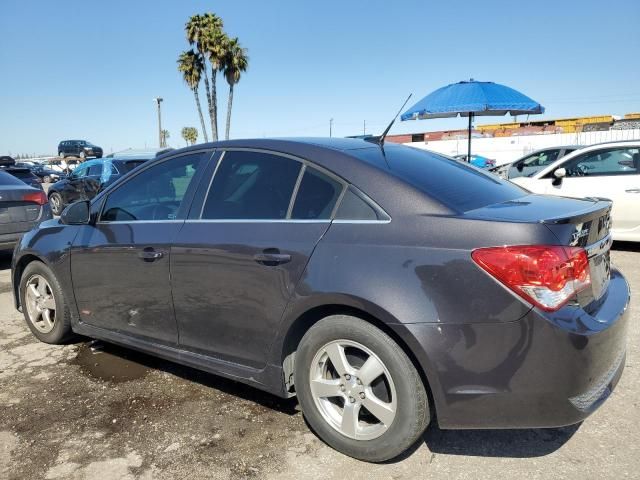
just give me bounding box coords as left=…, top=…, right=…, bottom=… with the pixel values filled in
left=544, top=147, right=640, bottom=237
left=170, top=149, right=345, bottom=369
left=70, top=151, right=209, bottom=344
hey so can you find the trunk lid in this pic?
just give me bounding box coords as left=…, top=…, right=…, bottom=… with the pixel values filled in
left=0, top=185, right=43, bottom=234
left=466, top=194, right=612, bottom=311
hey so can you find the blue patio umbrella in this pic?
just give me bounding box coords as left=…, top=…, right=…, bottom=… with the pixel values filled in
left=401, top=80, right=544, bottom=162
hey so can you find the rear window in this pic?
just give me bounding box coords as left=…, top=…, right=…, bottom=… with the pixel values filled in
left=352, top=145, right=526, bottom=212
left=0, top=171, right=25, bottom=185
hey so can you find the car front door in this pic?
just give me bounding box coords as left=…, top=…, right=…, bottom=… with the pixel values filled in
left=61, top=163, right=89, bottom=205
left=70, top=151, right=209, bottom=344
left=171, top=150, right=345, bottom=368
left=544, top=147, right=640, bottom=235
left=83, top=162, right=103, bottom=200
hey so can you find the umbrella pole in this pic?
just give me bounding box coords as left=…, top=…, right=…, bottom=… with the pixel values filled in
left=467, top=113, right=473, bottom=162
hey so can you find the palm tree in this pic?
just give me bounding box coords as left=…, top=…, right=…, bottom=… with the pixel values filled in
left=161, top=129, right=170, bottom=147
left=181, top=127, right=198, bottom=145
left=185, top=13, right=226, bottom=141
left=222, top=37, right=248, bottom=140
left=178, top=50, right=209, bottom=142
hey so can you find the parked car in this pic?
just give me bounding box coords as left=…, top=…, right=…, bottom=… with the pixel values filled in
left=511, top=140, right=640, bottom=241
left=492, top=146, right=581, bottom=179
left=453, top=154, right=496, bottom=168
left=0, top=165, right=44, bottom=190
left=0, top=171, right=51, bottom=249
left=12, top=139, right=629, bottom=462
left=47, top=151, right=163, bottom=215
left=58, top=140, right=103, bottom=159
left=0, top=155, right=16, bottom=166
left=16, top=163, right=65, bottom=183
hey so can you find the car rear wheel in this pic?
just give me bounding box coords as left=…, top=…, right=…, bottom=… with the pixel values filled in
left=43, top=175, right=51, bottom=183
left=49, top=192, right=63, bottom=215
left=295, top=315, right=430, bottom=462
left=59, top=152, right=65, bottom=159
left=20, top=261, right=73, bottom=344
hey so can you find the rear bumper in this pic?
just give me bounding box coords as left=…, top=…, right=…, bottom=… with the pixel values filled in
left=397, top=267, right=630, bottom=429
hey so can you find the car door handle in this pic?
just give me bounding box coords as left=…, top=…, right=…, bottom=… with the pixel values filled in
left=253, top=250, right=291, bottom=266
left=138, top=248, right=165, bottom=261
left=625, top=188, right=640, bottom=193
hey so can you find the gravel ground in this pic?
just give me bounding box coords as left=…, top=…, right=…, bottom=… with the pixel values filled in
left=0, top=244, right=638, bottom=480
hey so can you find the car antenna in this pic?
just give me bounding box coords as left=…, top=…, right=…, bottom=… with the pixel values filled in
left=368, top=93, right=413, bottom=147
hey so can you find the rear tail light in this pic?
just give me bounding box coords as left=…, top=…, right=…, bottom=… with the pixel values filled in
left=22, top=191, right=48, bottom=206
left=472, top=245, right=590, bottom=311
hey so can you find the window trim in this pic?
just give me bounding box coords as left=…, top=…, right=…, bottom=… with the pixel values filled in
left=96, top=149, right=212, bottom=224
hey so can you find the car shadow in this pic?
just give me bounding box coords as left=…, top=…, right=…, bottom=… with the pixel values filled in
left=72, top=340, right=299, bottom=416
left=0, top=251, right=13, bottom=271
left=419, top=421, right=581, bottom=459
left=612, top=241, right=640, bottom=253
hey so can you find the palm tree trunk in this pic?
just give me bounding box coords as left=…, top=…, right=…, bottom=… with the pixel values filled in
left=225, top=84, right=234, bottom=140
left=211, top=66, right=218, bottom=141
left=202, top=66, right=216, bottom=141
left=193, top=88, right=209, bottom=143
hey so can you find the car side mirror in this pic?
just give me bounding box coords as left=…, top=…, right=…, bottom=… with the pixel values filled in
left=554, top=168, right=566, bottom=178
left=552, top=167, right=566, bottom=186
left=60, top=200, right=90, bottom=225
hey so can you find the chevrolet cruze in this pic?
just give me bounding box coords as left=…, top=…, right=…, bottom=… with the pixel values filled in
left=12, top=138, right=630, bottom=462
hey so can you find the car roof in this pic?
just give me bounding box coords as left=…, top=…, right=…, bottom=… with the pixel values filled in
left=530, top=140, right=640, bottom=178
left=106, top=148, right=173, bottom=160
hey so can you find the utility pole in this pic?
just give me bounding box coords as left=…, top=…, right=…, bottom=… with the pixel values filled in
left=363, top=120, right=366, bottom=136
left=154, top=97, right=164, bottom=147
left=329, top=118, right=333, bottom=138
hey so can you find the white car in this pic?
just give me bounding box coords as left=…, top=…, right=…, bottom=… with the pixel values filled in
left=512, top=140, right=640, bottom=241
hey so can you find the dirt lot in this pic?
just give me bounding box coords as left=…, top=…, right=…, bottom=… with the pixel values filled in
left=0, top=245, right=638, bottom=480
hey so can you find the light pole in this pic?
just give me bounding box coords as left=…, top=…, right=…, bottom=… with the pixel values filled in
left=329, top=118, right=333, bottom=138
left=154, top=97, right=164, bottom=147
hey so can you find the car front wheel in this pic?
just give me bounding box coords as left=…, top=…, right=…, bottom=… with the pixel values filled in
left=295, top=315, right=430, bottom=462
left=49, top=192, right=63, bottom=215
left=19, top=261, right=73, bottom=344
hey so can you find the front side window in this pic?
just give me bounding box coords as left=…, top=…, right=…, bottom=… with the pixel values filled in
left=101, top=152, right=205, bottom=222
left=201, top=151, right=301, bottom=219
left=291, top=167, right=343, bottom=219
left=562, top=148, right=640, bottom=177
left=72, top=165, right=88, bottom=178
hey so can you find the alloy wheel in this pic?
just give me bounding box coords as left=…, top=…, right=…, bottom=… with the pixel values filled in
left=24, top=274, right=57, bottom=334
left=309, top=339, right=397, bottom=440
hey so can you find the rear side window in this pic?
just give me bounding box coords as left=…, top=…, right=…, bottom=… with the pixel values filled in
left=291, top=167, right=343, bottom=219
left=353, top=145, right=526, bottom=212
left=119, top=160, right=145, bottom=173
left=335, top=188, right=379, bottom=220
left=202, top=151, right=301, bottom=219
left=87, top=164, right=102, bottom=176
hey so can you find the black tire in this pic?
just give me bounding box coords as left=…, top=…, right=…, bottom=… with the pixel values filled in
left=49, top=192, right=63, bottom=215
left=43, top=175, right=51, bottom=183
left=295, top=315, right=430, bottom=462
left=19, top=261, right=74, bottom=344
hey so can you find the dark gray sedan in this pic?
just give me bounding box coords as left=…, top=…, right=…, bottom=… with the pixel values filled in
left=11, top=138, right=630, bottom=462
left=0, top=171, right=52, bottom=249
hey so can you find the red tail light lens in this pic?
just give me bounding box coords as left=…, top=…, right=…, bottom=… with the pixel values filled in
left=472, top=245, right=591, bottom=311
left=22, top=191, right=48, bottom=206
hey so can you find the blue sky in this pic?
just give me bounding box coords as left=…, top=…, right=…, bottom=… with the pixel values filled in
left=1, top=0, right=639, bottom=155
